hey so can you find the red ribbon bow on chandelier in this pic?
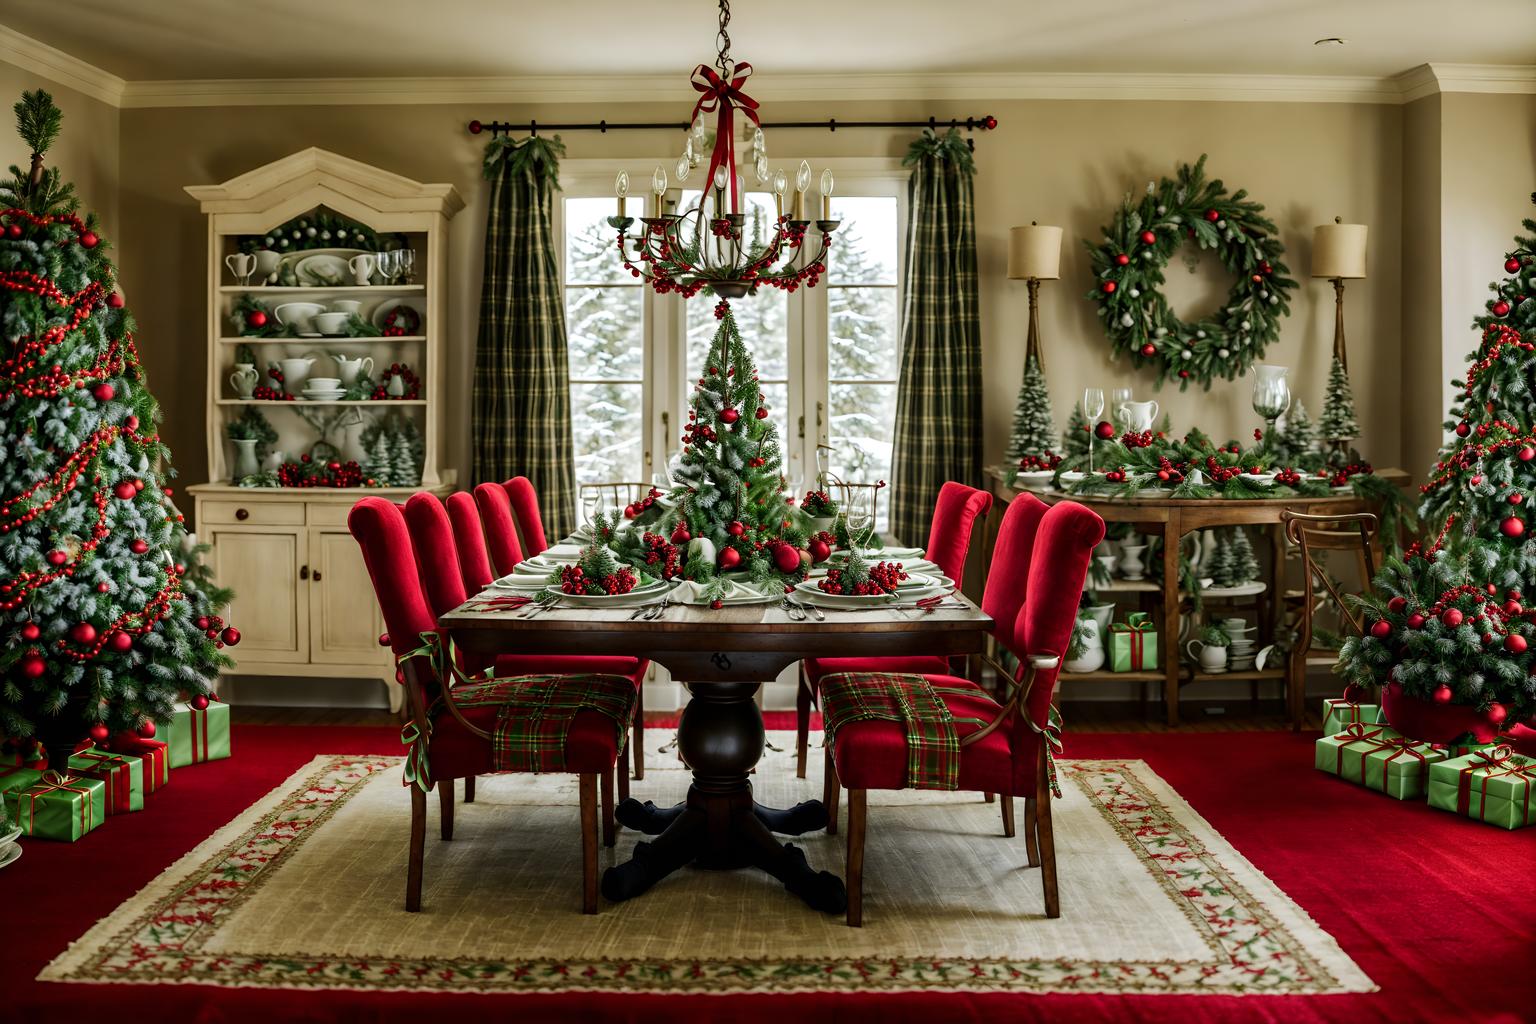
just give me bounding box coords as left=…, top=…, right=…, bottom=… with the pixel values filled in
left=690, top=61, right=760, bottom=215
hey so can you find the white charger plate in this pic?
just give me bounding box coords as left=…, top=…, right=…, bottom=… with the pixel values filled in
left=550, top=580, right=669, bottom=608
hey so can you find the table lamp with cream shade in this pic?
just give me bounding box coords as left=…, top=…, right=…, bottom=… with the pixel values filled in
left=1312, top=217, right=1367, bottom=372
left=1005, top=223, right=1063, bottom=463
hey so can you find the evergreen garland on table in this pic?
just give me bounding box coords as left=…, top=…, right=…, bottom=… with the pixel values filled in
left=1006, top=354, right=1056, bottom=461
left=1086, top=155, right=1295, bottom=390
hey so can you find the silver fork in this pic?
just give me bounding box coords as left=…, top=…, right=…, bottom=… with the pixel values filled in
left=781, top=597, right=807, bottom=621
left=643, top=595, right=670, bottom=621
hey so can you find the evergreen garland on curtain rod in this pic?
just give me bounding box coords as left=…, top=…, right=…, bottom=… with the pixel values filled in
left=482, top=134, right=567, bottom=184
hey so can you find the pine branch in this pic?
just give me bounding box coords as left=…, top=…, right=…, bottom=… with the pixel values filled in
left=15, top=90, right=62, bottom=183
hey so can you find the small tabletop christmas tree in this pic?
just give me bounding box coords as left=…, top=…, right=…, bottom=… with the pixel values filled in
left=670, top=300, right=807, bottom=594
left=0, top=91, right=234, bottom=770
left=1061, top=404, right=1092, bottom=461
left=1005, top=354, right=1057, bottom=465
left=1317, top=355, right=1360, bottom=465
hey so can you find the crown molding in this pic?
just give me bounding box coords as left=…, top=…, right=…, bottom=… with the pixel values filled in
left=0, top=24, right=124, bottom=106
left=1427, top=61, right=1536, bottom=95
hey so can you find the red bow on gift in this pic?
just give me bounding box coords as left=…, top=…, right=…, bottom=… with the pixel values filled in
left=690, top=61, right=761, bottom=215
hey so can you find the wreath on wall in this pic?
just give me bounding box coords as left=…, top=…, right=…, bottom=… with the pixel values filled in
left=1087, top=155, right=1295, bottom=391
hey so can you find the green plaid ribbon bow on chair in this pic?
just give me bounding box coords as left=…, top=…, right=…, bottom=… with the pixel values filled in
left=820, top=672, right=989, bottom=790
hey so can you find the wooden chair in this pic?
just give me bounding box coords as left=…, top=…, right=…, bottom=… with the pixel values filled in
left=455, top=489, right=648, bottom=781
left=821, top=498, right=1102, bottom=926
left=349, top=496, right=635, bottom=913
left=506, top=476, right=551, bottom=557
left=1281, top=510, right=1378, bottom=731
left=793, top=481, right=994, bottom=777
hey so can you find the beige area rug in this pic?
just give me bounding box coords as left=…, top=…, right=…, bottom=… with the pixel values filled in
left=42, top=733, right=1372, bottom=996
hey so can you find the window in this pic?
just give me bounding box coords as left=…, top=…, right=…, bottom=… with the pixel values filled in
left=559, top=164, right=904, bottom=535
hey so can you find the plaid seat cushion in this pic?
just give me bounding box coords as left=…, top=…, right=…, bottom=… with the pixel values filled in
left=430, top=674, right=635, bottom=776
left=805, top=655, right=961, bottom=693
left=821, top=671, right=1004, bottom=792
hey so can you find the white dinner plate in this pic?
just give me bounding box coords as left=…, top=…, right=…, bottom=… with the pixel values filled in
left=549, top=581, right=669, bottom=608
left=294, top=253, right=351, bottom=288
left=371, top=297, right=426, bottom=329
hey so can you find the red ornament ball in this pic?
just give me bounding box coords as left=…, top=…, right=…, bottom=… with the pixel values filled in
left=70, top=622, right=98, bottom=645
left=1488, top=702, right=1509, bottom=725
left=623, top=503, right=637, bottom=519
left=1521, top=447, right=1535, bottom=462
left=96, top=582, right=111, bottom=593
left=136, top=720, right=156, bottom=739
left=109, top=630, right=133, bottom=652
left=1387, top=596, right=1407, bottom=613
left=710, top=599, right=724, bottom=610
left=1507, top=600, right=1524, bottom=615
left=196, top=616, right=210, bottom=630
left=125, top=415, right=139, bottom=431
left=718, top=546, right=742, bottom=570
left=114, top=481, right=137, bottom=500
left=130, top=539, right=149, bottom=554
left=1432, top=684, right=1453, bottom=704
left=221, top=627, right=240, bottom=646
left=1139, top=343, right=1156, bottom=357
left=1139, top=230, right=1157, bottom=245
left=246, top=310, right=268, bottom=329
left=1205, top=209, right=1221, bottom=222
left=1094, top=420, right=1116, bottom=440
left=1505, top=633, right=1528, bottom=654
left=772, top=543, right=802, bottom=574
left=1100, top=281, right=1116, bottom=294
left=1501, top=515, right=1526, bottom=538
left=670, top=523, right=691, bottom=544
left=755, top=406, right=769, bottom=419
left=1114, top=253, right=1130, bottom=266
left=79, top=231, right=99, bottom=249
left=1441, top=608, right=1465, bottom=628
left=5, top=223, right=19, bottom=238
left=88, top=723, right=111, bottom=745
left=727, top=520, right=746, bottom=537
left=1455, top=421, right=1471, bottom=437
left=20, top=651, right=45, bottom=678
left=808, top=537, right=831, bottom=563
left=720, top=408, right=740, bottom=424
left=1407, top=612, right=1426, bottom=629
left=20, top=622, right=40, bottom=641
left=1493, top=300, right=1511, bottom=317
left=46, top=549, right=67, bottom=566
left=93, top=383, right=115, bottom=402
left=1507, top=257, right=1523, bottom=274
left=108, top=291, right=124, bottom=309
left=1368, top=620, right=1391, bottom=639
left=191, top=694, right=211, bottom=711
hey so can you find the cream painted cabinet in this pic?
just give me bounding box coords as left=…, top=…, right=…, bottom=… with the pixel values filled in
left=206, top=525, right=307, bottom=661
left=308, top=527, right=386, bottom=666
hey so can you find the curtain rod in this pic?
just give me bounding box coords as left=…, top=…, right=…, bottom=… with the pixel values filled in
left=467, top=114, right=998, bottom=148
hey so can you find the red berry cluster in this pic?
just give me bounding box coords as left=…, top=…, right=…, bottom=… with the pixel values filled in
left=558, top=563, right=637, bottom=596
left=381, top=306, right=421, bottom=337
left=1152, top=456, right=1186, bottom=484
left=251, top=385, right=293, bottom=401
left=818, top=560, right=907, bottom=596
left=714, top=300, right=730, bottom=319
left=624, top=487, right=664, bottom=520
left=682, top=415, right=718, bottom=447
left=276, top=459, right=371, bottom=488
left=1274, top=467, right=1303, bottom=486
left=800, top=490, right=837, bottom=516
left=1203, top=456, right=1244, bottom=484
left=1017, top=451, right=1063, bottom=471
left=1121, top=430, right=1155, bottom=449
left=1103, top=468, right=1128, bottom=483
left=370, top=364, right=420, bottom=400
left=194, top=613, right=241, bottom=647
left=1318, top=461, right=1372, bottom=488
left=639, top=532, right=682, bottom=580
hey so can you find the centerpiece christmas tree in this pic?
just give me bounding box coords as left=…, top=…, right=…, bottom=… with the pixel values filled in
left=1338, top=202, right=1536, bottom=729
left=0, top=91, right=234, bottom=771
left=668, top=300, right=808, bottom=597
left=1005, top=355, right=1060, bottom=472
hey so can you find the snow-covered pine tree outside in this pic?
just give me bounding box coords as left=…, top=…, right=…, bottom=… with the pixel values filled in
left=1006, top=354, right=1056, bottom=462
left=0, top=91, right=230, bottom=767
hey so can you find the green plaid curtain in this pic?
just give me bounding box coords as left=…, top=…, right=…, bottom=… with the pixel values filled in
left=891, top=128, right=980, bottom=547
left=473, top=135, right=576, bottom=539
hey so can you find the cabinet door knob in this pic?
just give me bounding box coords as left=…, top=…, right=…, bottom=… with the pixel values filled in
left=299, top=565, right=309, bottom=580
left=312, top=570, right=323, bottom=582
left=235, top=507, right=250, bottom=521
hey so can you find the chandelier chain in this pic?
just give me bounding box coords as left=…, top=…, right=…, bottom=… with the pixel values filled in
left=715, top=0, right=732, bottom=73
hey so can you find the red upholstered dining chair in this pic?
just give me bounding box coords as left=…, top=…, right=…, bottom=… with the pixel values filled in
left=819, top=498, right=1104, bottom=926
left=793, top=481, right=995, bottom=777
left=473, top=482, right=525, bottom=577
left=349, top=496, right=636, bottom=914
left=506, top=475, right=550, bottom=558
left=455, top=489, right=648, bottom=780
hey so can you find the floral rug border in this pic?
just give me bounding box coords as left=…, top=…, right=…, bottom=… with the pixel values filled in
left=41, top=754, right=1372, bottom=996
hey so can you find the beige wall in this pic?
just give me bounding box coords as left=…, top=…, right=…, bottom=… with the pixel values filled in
left=1401, top=94, right=1442, bottom=478
left=0, top=60, right=119, bottom=239
left=115, top=96, right=1410, bottom=501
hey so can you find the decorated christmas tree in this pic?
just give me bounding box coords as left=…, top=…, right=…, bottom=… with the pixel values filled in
left=0, top=91, right=234, bottom=769
left=1005, top=355, right=1056, bottom=462
left=670, top=301, right=807, bottom=593
left=1317, top=355, right=1360, bottom=461
left=1339, top=200, right=1536, bottom=727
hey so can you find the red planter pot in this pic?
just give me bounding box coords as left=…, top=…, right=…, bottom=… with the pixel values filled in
left=1382, top=682, right=1502, bottom=744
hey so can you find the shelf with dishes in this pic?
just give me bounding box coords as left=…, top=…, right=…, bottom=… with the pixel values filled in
left=216, top=335, right=426, bottom=344
left=217, top=284, right=426, bottom=295
left=217, top=399, right=428, bottom=406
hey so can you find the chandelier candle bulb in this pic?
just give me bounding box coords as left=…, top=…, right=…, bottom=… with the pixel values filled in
left=792, top=159, right=811, bottom=221
left=820, top=168, right=835, bottom=220
left=615, top=170, right=629, bottom=220
left=651, top=165, right=668, bottom=206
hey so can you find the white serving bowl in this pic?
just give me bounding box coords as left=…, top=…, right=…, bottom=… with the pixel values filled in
left=311, top=312, right=351, bottom=335
left=273, top=302, right=327, bottom=332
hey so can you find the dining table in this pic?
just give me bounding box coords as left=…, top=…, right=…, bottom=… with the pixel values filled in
left=438, top=587, right=994, bottom=915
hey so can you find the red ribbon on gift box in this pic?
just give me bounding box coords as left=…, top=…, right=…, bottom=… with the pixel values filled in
left=1330, top=723, right=1394, bottom=781
left=1454, top=744, right=1536, bottom=823
left=18, top=770, right=95, bottom=836
left=71, top=748, right=135, bottom=815
left=1324, top=697, right=1367, bottom=724
left=1110, top=619, right=1155, bottom=670
left=108, top=732, right=169, bottom=792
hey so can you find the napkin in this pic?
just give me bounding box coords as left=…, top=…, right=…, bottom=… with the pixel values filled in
left=670, top=579, right=776, bottom=606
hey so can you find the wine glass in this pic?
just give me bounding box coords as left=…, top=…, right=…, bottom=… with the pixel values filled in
left=580, top=489, right=603, bottom=536
left=1082, top=388, right=1105, bottom=473
left=375, top=250, right=399, bottom=285
left=1252, top=374, right=1291, bottom=440
left=846, top=488, right=875, bottom=562
left=1110, top=387, right=1132, bottom=431
left=397, top=248, right=417, bottom=284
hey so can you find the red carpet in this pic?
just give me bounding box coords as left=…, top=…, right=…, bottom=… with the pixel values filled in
left=6, top=722, right=1534, bottom=1024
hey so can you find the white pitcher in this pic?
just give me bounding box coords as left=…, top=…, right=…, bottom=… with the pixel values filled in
left=1116, top=399, right=1160, bottom=432
left=278, top=355, right=318, bottom=394
left=224, top=252, right=256, bottom=285
left=228, top=363, right=259, bottom=398
left=347, top=253, right=377, bottom=287
left=331, top=353, right=373, bottom=387
left=1185, top=639, right=1229, bottom=673
left=252, top=248, right=282, bottom=284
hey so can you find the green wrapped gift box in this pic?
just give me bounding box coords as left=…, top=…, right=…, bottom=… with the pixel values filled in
left=1321, top=698, right=1385, bottom=737
left=1108, top=613, right=1158, bottom=672
left=1314, top=723, right=1445, bottom=798
left=1427, top=746, right=1536, bottom=830
left=162, top=700, right=231, bottom=768
left=68, top=748, right=144, bottom=815
left=0, top=764, right=42, bottom=799
left=4, top=771, right=106, bottom=841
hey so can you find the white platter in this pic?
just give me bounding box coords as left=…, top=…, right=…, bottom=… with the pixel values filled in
left=1201, top=580, right=1267, bottom=598
left=294, top=253, right=351, bottom=288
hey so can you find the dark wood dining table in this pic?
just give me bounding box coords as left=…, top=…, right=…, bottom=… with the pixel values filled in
left=438, top=592, right=994, bottom=914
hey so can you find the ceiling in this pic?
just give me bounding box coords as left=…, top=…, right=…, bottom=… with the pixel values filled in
left=3, top=0, right=1534, bottom=83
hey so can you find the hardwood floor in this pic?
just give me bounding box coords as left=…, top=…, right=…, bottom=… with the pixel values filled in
left=230, top=701, right=1320, bottom=732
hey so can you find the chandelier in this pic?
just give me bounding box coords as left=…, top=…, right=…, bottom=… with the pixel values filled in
left=609, top=0, right=838, bottom=300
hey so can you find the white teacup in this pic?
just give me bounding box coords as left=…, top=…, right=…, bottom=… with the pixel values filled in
left=311, top=312, right=350, bottom=336
left=228, top=364, right=259, bottom=397
left=1117, top=399, right=1160, bottom=432
left=328, top=299, right=363, bottom=315
left=347, top=253, right=377, bottom=287
left=252, top=249, right=282, bottom=284
left=305, top=377, right=342, bottom=391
